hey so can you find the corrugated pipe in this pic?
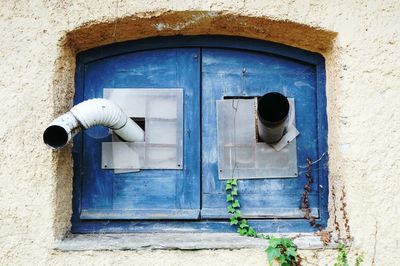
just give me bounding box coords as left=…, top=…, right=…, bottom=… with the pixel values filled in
left=43, top=98, right=144, bottom=149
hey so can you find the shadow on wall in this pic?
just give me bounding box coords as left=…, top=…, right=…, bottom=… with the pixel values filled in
left=51, top=10, right=337, bottom=238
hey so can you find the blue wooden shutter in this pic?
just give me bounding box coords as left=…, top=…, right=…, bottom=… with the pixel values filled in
left=201, top=48, right=322, bottom=219
left=72, top=36, right=328, bottom=233
left=78, top=48, right=201, bottom=220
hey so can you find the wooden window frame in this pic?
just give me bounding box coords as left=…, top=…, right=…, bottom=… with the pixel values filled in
left=71, top=35, right=329, bottom=233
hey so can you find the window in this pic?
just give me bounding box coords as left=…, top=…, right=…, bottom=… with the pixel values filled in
left=72, top=36, right=328, bottom=233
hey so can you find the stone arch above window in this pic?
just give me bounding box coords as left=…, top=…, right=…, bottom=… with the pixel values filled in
left=51, top=12, right=336, bottom=237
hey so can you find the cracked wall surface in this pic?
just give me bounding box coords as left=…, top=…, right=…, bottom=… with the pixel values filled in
left=0, top=0, right=399, bottom=265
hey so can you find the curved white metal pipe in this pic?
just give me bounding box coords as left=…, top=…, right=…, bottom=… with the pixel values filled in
left=43, top=98, right=144, bottom=149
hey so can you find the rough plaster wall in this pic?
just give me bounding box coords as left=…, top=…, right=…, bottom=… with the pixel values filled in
left=0, top=0, right=399, bottom=265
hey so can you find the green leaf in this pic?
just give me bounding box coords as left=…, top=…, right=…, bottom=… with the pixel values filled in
left=334, top=244, right=349, bottom=266
left=355, top=253, right=365, bottom=266
left=227, top=205, right=235, bottom=213
left=239, top=221, right=249, bottom=228
left=266, top=247, right=281, bottom=262
left=225, top=183, right=232, bottom=191
left=246, top=227, right=257, bottom=237
left=226, top=194, right=234, bottom=202
left=231, top=188, right=238, bottom=196
left=234, top=210, right=242, bottom=218
left=285, top=247, right=297, bottom=257
left=258, top=234, right=271, bottom=240
left=282, top=238, right=295, bottom=248
left=267, top=237, right=280, bottom=248
left=277, top=255, right=287, bottom=264
left=231, top=179, right=238, bottom=186
left=237, top=228, right=247, bottom=236
left=232, top=200, right=240, bottom=208
left=230, top=216, right=238, bottom=225
left=239, top=221, right=247, bottom=227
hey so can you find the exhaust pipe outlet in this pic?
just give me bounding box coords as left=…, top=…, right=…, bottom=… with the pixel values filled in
left=43, top=98, right=144, bottom=149
left=257, top=92, right=290, bottom=144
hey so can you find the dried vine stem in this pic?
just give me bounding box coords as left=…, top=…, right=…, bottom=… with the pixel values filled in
left=372, top=221, right=378, bottom=266
left=331, top=184, right=341, bottom=239
left=300, top=158, right=322, bottom=229
left=340, top=185, right=352, bottom=240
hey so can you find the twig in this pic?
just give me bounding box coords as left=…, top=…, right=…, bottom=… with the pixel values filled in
left=298, top=152, right=327, bottom=169
left=372, top=221, right=378, bottom=266
left=340, top=185, right=352, bottom=240
left=331, top=184, right=341, bottom=239
left=300, top=158, right=322, bottom=229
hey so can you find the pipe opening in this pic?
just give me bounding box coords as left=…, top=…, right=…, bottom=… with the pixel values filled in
left=131, top=117, right=145, bottom=131
left=257, top=92, right=290, bottom=126
left=257, top=92, right=290, bottom=144
left=43, top=125, right=69, bottom=149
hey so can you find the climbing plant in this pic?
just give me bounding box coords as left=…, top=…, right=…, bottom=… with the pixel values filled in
left=334, top=244, right=365, bottom=266
left=225, top=178, right=300, bottom=265
left=225, top=179, right=257, bottom=237
left=334, top=244, right=349, bottom=266
left=225, top=178, right=365, bottom=266
left=225, top=149, right=365, bottom=266
left=266, top=237, right=300, bottom=266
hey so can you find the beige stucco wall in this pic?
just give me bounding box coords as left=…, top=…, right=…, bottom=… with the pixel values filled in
left=1, top=0, right=399, bottom=265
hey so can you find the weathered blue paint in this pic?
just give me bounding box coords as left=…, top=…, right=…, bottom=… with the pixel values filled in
left=72, top=35, right=329, bottom=233
left=72, top=219, right=322, bottom=234
left=201, top=48, right=320, bottom=219
left=75, top=48, right=201, bottom=220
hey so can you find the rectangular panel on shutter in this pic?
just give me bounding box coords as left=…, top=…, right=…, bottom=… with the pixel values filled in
left=216, top=98, right=298, bottom=179
left=101, top=88, right=184, bottom=172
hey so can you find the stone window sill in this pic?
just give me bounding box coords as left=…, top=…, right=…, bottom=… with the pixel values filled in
left=55, top=233, right=340, bottom=251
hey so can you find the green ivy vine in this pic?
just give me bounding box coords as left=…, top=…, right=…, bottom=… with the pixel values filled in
left=225, top=178, right=365, bottom=266
left=225, top=179, right=257, bottom=237
left=225, top=178, right=300, bottom=265
left=334, top=244, right=365, bottom=266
